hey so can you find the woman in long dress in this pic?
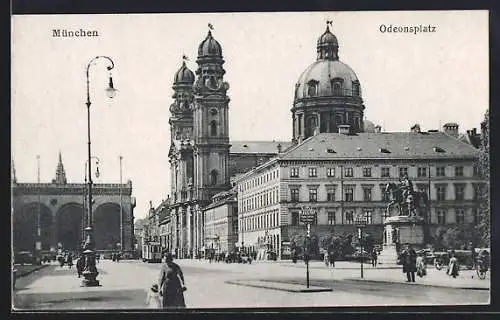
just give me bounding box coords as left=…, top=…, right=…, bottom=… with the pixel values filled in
left=158, top=253, right=186, bottom=308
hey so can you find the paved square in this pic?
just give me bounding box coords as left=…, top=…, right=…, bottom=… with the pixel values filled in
left=13, top=260, right=490, bottom=310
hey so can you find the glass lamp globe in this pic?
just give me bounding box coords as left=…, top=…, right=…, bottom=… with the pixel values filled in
left=106, top=76, right=118, bottom=99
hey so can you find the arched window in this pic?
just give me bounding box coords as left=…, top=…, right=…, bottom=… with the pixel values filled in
left=333, top=82, right=342, bottom=96
left=352, top=81, right=360, bottom=97
left=307, top=80, right=318, bottom=97
left=210, top=121, right=217, bottom=136
left=210, top=170, right=218, bottom=185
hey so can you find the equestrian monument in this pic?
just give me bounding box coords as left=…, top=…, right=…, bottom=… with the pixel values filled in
left=378, top=176, right=429, bottom=265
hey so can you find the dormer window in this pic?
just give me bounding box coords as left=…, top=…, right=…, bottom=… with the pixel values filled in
left=352, top=81, right=360, bottom=97
left=433, top=147, right=446, bottom=153
left=331, top=78, right=344, bottom=96
left=307, top=80, right=319, bottom=97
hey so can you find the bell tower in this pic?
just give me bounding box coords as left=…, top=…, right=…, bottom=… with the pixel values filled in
left=193, top=27, right=231, bottom=202
left=168, top=58, right=195, bottom=201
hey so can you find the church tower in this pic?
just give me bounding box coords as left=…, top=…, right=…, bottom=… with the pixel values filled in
left=193, top=28, right=231, bottom=202
left=168, top=59, right=196, bottom=201
left=52, top=151, right=67, bottom=184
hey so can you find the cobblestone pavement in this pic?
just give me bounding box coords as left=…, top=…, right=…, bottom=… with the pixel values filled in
left=12, top=259, right=490, bottom=310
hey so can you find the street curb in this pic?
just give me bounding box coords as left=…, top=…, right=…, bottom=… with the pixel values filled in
left=14, top=264, right=49, bottom=279
left=345, top=278, right=490, bottom=291
left=225, top=280, right=333, bottom=293
left=279, top=264, right=401, bottom=270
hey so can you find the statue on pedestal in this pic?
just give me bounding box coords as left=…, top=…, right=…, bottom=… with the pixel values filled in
left=384, top=175, right=429, bottom=219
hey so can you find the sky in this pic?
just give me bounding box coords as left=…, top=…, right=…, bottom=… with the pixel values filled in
left=11, top=11, right=489, bottom=219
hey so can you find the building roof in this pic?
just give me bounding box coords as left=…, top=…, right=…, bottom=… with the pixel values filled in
left=279, top=132, right=478, bottom=161
left=230, top=141, right=294, bottom=154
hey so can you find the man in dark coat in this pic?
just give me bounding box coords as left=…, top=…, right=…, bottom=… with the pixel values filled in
left=401, top=244, right=417, bottom=282
left=158, top=253, right=186, bottom=308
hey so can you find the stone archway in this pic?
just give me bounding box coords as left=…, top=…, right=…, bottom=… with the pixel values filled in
left=13, top=203, right=53, bottom=252
left=93, top=203, right=121, bottom=251
left=56, top=203, right=84, bottom=251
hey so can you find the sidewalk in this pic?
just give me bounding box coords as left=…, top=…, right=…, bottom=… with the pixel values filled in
left=345, top=267, right=490, bottom=290
left=277, top=260, right=401, bottom=270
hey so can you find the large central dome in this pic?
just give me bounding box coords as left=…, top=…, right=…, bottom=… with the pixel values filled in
left=295, top=59, right=360, bottom=100
left=291, top=23, right=366, bottom=143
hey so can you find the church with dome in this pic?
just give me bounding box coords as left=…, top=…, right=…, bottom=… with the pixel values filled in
left=148, top=23, right=485, bottom=261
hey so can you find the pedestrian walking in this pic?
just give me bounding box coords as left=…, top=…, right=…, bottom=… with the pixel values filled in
left=145, top=283, right=162, bottom=309
left=328, top=250, right=335, bottom=268
left=371, top=248, right=378, bottom=267
left=401, top=244, right=417, bottom=282
left=447, top=250, right=459, bottom=278
left=324, top=252, right=329, bottom=267
left=158, top=253, right=187, bottom=309
left=76, top=254, right=85, bottom=278
left=416, top=252, right=427, bottom=277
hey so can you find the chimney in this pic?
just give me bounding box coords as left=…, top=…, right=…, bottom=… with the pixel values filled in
left=338, top=125, right=350, bottom=135
left=277, top=143, right=282, bottom=153
left=411, top=124, right=421, bottom=133
left=443, top=122, right=459, bottom=138
left=374, top=125, right=382, bottom=133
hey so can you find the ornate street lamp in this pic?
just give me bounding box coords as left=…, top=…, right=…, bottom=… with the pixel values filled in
left=81, top=56, right=117, bottom=287
left=82, top=156, right=101, bottom=249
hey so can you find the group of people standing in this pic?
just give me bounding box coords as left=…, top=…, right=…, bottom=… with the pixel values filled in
left=400, top=244, right=465, bottom=283
left=145, top=252, right=187, bottom=309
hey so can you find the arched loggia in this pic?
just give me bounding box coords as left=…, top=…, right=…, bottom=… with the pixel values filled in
left=56, top=203, right=84, bottom=251
left=93, top=203, right=121, bottom=251
left=13, top=203, right=53, bottom=252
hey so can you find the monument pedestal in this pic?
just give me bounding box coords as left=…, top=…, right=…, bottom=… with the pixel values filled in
left=379, top=215, right=425, bottom=265
left=378, top=244, right=399, bottom=265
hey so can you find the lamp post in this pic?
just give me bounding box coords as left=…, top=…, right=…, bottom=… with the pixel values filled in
left=35, top=155, right=41, bottom=265
left=82, top=56, right=117, bottom=287
left=300, top=206, right=316, bottom=288
left=355, top=215, right=367, bottom=279
left=119, top=155, right=123, bottom=253
left=83, top=156, right=101, bottom=248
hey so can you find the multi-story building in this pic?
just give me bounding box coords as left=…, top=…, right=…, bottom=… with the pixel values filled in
left=202, top=189, right=238, bottom=255
left=237, top=127, right=481, bottom=259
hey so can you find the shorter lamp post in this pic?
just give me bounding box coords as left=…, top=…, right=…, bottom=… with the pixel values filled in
left=355, top=217, right=367, bottom=279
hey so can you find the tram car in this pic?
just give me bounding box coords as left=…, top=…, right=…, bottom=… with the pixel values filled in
left=142, top=242, right=162, bottom=263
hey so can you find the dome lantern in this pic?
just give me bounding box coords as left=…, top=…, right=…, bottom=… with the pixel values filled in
left=317, top=22, right=339, bottom=61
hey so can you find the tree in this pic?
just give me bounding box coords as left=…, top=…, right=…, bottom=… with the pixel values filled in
left=437, top=225, right=480, bottom=250
left=476, top=110, right=490, bottom=247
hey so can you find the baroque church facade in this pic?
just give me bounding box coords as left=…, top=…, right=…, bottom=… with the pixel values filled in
left=162, top=29, right=292, bottom=258
left=152, top=24, right=484, bottom=259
